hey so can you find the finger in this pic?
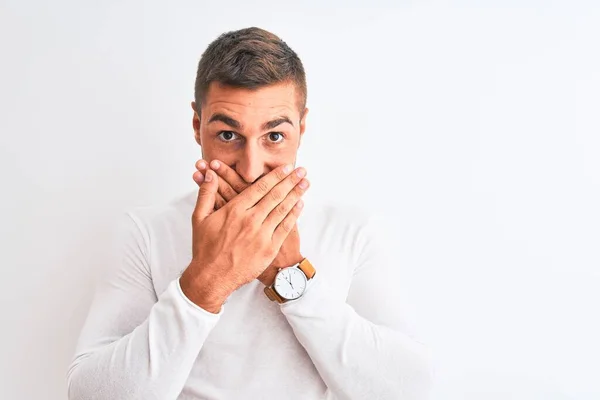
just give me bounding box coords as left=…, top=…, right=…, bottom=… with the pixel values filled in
left=193, top=171, right=204, bottom=186
left=195, top=159, right=208, bottom=172
left=211, top=161, right=242, bottom=201
left=216, top=171, right=238, bottom=202
left=215, top=192, right=227, bottom=210
left=196, top=160, right=234, bottom=205
left=211, top=159, right=250, bottom=194
left=192, top=170, right=218, bottom=222
left=252, top=166, right=307, bottom=222
left=272, top=198, right=304, bottom=248
left=263, top=178, right=309, bottom=232
left=195, top=167, right=231, bottom=208
left=232, top=164, right=298, bottom=210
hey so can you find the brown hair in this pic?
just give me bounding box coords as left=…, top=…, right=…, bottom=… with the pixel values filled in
left=194, top=27, right=307, bottom=114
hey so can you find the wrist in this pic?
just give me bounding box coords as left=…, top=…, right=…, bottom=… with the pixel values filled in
left=257, top=266, right=279, bottom=287
left=261, top=254, right=305, bottom=287
left=180, top=264, right=230, bottom=314
left=271, top=253, right=304, bottom=269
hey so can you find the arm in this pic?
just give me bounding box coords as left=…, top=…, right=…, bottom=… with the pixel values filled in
left=67, top=212, right=222, bottom=400
left=279, top=213, right=433, bottom=400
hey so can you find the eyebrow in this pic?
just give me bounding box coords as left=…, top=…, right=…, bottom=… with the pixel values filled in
left=262, top=116, right=294, bottom=130
left=207, top=113, right=294, bottom=131
left=208, top=113, right=241, bottom=129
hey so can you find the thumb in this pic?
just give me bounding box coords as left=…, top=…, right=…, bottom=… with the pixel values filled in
left=193, top=169, right=218, bottom=222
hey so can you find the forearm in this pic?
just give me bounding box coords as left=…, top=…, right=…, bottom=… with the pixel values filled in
left=67, top=279, right=221, bottom=400
left=280, top=278, right=432, bottom=400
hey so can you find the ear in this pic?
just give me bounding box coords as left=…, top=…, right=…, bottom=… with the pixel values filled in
left=299, top=107, right=308, bottom=145
left=191, top=101, right=201, bottom=146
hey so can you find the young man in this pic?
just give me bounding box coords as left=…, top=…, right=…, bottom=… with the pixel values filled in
left=68, top=27, right=432, bottom=400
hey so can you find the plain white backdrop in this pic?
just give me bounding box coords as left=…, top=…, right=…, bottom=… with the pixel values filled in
left=1, top=0, right=599, bottom=399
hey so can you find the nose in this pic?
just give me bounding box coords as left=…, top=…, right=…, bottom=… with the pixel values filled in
left=235, top=144, right=267, bottom=184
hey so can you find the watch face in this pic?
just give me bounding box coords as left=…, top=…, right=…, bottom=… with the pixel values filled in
left=273, top=267, right=307, bottom=300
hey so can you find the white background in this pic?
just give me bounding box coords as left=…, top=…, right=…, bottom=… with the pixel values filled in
left=1, top=0, right=599, bottom=399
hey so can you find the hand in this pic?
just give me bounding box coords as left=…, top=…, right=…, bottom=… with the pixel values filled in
left=193, top=159, right=248, bottom=211
left=193, top=159, right=307, bottom=286
left=180, top=164, right=308, bottom=313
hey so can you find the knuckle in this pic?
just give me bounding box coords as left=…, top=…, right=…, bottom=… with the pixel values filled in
left=228, top=204, right=242, bottom=219
left=289, top=202, right=301, bottom=217
left=280, top=219, right=293, bottom=233
left=233, top=181, right=248, bottom=193
left=274, top=168, right=288, bottom=181
left=255, top=180, right=270, bottom=195
left=269, top=188, right=284, bottom=203
left=223, top=185, right=237, bottom=200
left=220, top=168, right=231, bottom=181
left=259, top=230, right=271, bottom=245
left=254, top=232, right=268, bottom=251
left=275, top=203, right=288, bottom=217
left=198, top=185, right=212, bottom=196
left=191, top=210, right=204, bottom=224
left=245, top=213, right=261, bottom=229
left=227, top=196, right=241, bottom=210
left=265, top=247, right=276, bottom=260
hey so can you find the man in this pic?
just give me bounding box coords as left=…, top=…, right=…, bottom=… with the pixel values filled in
left=67, top=27, right=432, bottom=399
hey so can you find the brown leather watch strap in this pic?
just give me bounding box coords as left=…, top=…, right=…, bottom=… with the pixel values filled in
left=297, top=258, right=316, bottom=279
left=264, top=286, right=285, bottom=304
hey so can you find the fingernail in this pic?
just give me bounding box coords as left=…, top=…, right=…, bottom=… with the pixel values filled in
left=205, top=170, right=213, bottom=182
left=296, top=199, right=304, bottom=209
left=198, top=161, right=206, bottom=170
left=211, top=160, right=221, bottom=169
left=283, top=164, right=292, bottom=174
left=298, top=179, right=308, bottom=189
left=296, top=168, right=306, bottom=178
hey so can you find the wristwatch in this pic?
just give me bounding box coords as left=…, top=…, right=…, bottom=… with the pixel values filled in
left=264, top=258, right=316, bottom=304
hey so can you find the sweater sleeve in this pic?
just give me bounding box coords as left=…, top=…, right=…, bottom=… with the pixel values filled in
left=67, top=212, right=222, bottom=400
left=279, top=213, right=433, bottom=400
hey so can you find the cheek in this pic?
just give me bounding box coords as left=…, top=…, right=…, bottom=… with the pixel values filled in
left=276, top=143, right=299, bottom=159
left=200, top=142, right=239, bottom=166
left=263, top=149, right=297, bottom=170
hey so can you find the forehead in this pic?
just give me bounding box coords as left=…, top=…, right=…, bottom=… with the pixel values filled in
left=202, top=81, right=301, bottom=120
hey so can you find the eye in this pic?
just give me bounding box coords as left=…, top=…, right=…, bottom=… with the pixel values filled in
left=268, top=132, right=284, bottom=143
left=217, top=131, right=239, bottom=142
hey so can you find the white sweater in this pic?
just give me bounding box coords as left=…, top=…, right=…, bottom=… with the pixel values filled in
left=67, top=190, right=432, bottom=400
